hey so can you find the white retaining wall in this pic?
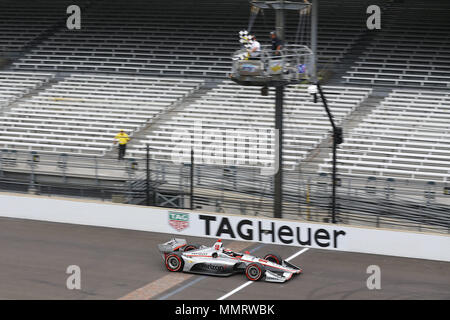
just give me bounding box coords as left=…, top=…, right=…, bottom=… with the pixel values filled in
left=0, top=193, right=449, bottom=262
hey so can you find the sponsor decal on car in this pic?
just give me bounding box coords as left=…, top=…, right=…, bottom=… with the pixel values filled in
left=196, top=264, right=225, bottom=272
left=168, top=211, right=189, bottom=232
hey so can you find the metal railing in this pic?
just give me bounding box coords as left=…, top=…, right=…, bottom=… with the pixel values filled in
left=0, top=148, right=449, bottom=234
left=231, top=44, right=314, bottom=83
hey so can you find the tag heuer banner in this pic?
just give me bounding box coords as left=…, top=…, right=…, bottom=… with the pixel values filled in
left=168, top=211, right=190, bottom=232
left=0, top=193, right=448, bottom=261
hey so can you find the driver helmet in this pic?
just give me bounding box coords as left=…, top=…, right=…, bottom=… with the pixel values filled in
left=214, top=239, right=223, bottom=251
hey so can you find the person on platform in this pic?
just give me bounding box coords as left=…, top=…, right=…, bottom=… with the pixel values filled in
left=270, top=31, right=283, bottom=56
left=248, top=35, right=261, bottom=59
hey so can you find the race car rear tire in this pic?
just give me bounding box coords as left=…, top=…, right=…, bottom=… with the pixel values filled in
left=165, top=253, right=184, bottom=272
left=263, top=253, right=283, bottom=265
left=183, top=244, right=199, bottom=252
left=245, top=262, right=265, bottom=281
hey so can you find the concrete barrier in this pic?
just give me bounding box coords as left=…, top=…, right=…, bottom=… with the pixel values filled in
left=0, top=192, right=449, bottom=262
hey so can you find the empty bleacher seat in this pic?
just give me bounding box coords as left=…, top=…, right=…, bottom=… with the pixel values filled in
left=319, top=89, right=450, bottom=182
left=0, top=74, right=203, bottom=156
left=127, top=80, right=371, bottom=169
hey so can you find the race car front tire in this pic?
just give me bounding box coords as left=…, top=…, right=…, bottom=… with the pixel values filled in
left=245, top=262, right=265, bottom=281
left=263, top=253, right=283, bottom=265
left=165, top=253, right=184, bottom=272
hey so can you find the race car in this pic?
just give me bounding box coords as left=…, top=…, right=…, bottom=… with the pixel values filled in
left=158, top=238, right=302, bottom=283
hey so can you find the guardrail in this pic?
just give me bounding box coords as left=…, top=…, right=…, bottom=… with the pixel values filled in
left=230, top=44, right=313, bottom=85
left=0, top=148, right=449, bottom=234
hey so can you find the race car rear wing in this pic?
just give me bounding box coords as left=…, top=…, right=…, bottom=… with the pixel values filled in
left=158, top=238, right=187, bottom=253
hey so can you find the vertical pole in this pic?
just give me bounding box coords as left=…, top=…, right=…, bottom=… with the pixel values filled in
left=146, top=143, right=150, bottom=206
left=190, top=148, right=194, bottom=210
left=316, top=83, right=337, bottom=223
left=273, top=2, right=285, bottom=219
left=331, top=133, right=337, bottom=223
left=275, top=4, right=285, bottom=40
left=94, top=156, right=99, bottom=185
left=274, top=85, right=284, bottom=219
left=0, top=150, right=3, bottom=178
left=311, top=0, right=318, bottom=82
left=306, top=180, right=311, bottom=221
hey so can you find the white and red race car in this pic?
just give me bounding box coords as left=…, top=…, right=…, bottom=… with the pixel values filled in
left=158, top=238, right=302, bottom=283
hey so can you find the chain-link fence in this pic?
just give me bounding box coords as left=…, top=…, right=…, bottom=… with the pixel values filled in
left=0, top=149, right=449, bottom=234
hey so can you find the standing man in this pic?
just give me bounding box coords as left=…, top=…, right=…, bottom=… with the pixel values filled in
left=248, top=35, right=261, bottom=59
left=114, top=129, right=130, bottom=160
left=270, top=31, right=283, bottom=56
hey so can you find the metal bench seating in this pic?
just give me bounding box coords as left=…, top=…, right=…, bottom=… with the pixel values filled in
left=0, top=73, right=204, bottom=156
left=127, top=80, right=371, bottom=169
left=319, top=89, right=450, bottom=182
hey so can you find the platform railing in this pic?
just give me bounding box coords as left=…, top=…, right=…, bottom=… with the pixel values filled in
left=231, top=44, right=314, bottom=84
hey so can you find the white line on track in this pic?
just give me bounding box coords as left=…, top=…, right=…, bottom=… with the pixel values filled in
left=217, top=247, right=310, bottom=301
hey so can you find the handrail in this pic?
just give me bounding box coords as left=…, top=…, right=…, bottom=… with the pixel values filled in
left=231, top=44, right=314, bottom=83
left=0, top=147, right=448, bottom=234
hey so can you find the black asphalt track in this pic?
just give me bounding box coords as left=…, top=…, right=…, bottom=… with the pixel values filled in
left=0, top=217, right=449, bottom=300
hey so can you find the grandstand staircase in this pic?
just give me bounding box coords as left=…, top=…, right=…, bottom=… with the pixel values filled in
left=0, top=76, right=60, bottom=116
left=327, top=1, right=404, bottom=85
left=114, top=80, right=222, bottom=158
left=19, top=24, right=65, bottom=60
left=107, top=80, right=223, bottom=206
left=11, top=1, right=96, bottom=62
left=327, top=33, right=378, bottom=85
left=299, top=88, right=390, bottom=174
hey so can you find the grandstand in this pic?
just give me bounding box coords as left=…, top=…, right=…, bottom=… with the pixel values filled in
left=343, top=0, right=450, bottom=88
left=0, top=74, right=202, bottom=156
left=127, top=81, right=371, bottom=169
left=319, top=89, right=450, bottom=182
left=9, top=0, right=388, bottom=77
left=0, top=71, right=54, bottom=108
left=0, top=0, right=91, bottom=57
left=0, top=0, right=449, bottom=232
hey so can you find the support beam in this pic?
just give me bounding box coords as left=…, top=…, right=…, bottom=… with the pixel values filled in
left=146, top=144, right=150, bottom=206
left=274, top=85, right=284, bottom=219
left=275, top=4, right=285, bottom=40
left=311, top=0, right=318, bottom=82
left=190, top=148, right=194, bottom=210
left=273, top=1, right=285, bottom=219
left=316, top=82, right=339, bottom=223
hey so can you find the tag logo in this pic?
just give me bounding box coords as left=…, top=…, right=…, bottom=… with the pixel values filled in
left=168, top=212, right=189, bottom=232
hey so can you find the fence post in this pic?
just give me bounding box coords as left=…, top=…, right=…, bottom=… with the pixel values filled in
left=146, top=144, right=150, bottom=206
left=29, top=151, right=39, bottom=194
left=0, top=150, right=3, bottom=178
left=190, top=148, right=194, bottom=210
left=306, top=180, right=311, bottom=221
left=94, top=156, right=99, bottom=185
